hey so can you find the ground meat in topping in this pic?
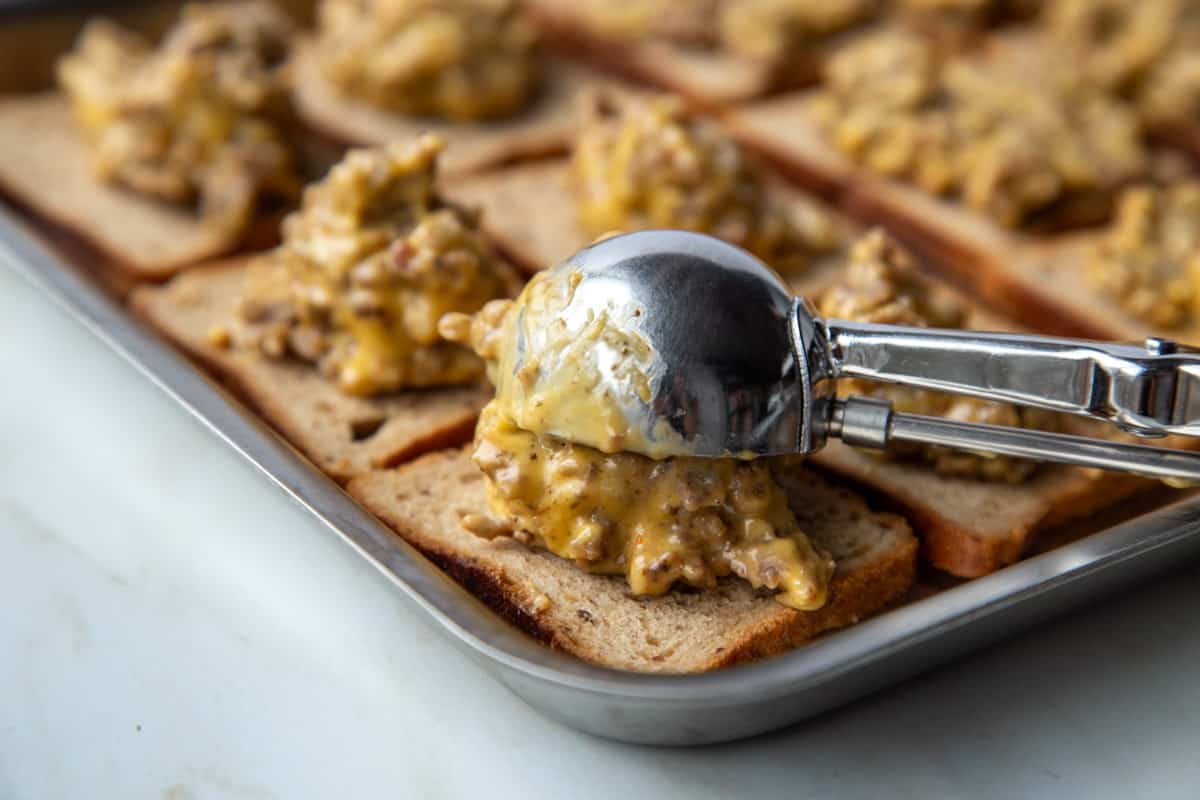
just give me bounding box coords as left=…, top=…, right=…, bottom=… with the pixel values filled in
left=571, top=95, right=839, bottom=271
left=466, top=402, right=834, bottom=610
left=316, top=0, right=540, bottom=120
left=819, top=230, right=1058, bottom=482
left=1086, top=182, right=1200, bottom=329
left=234, top=134, right=515, bottom=395
left=809, top=29, right=1145, bottom=228
left=57, top=2, right=300, bottom=236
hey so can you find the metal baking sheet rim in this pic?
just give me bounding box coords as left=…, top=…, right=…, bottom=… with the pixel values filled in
left=4, top=207, right=1200, bottom=747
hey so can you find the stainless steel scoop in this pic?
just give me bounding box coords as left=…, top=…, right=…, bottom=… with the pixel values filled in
left=506, top=230, right=1200, bottom=482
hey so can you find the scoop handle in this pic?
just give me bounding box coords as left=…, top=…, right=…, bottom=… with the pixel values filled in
left=828, top=397, right=1200, bottom=483
left=820, top=316, right=1200, bottom=438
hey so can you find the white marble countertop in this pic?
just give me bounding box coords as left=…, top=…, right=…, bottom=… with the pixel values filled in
left=3, top=261, right=1200, bottom=800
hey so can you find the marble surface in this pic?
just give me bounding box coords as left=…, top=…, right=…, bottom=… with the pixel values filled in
left=2, top=260, right=1200, bottom=800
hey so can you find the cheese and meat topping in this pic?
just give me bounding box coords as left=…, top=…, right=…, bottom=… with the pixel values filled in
left=232, top=135, right=515, bottom=395
left=809, top=29, right=1145, bottom=227
left=439, top=270, right=834, bottom=610
left=1044, top=0, right=1200, bottom=125
left=315, top=0, right=540, bottom=120
left=57, top=2, right=300, bottom=236
left=572, top=96, right=840, bottom=271
left=818, top=231, right=1058, bottom=482
left=462, top=403, right=833, bottom=610
left=1086, top=182, right=1200, bottom=329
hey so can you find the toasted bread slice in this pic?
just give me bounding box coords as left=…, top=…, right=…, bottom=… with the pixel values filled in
left=0, top=93, right=274, bottom=281
left=129, top=259, right=487, bottom=482
left=348, top=448, right=918, bottom=673
left=523, top=0, right=786, bottom=105
left=293, top=41, right=633, bottom=176
left=446, top=159, right=1177, bottom=575
left=725, top=94, right=1138, bottom=340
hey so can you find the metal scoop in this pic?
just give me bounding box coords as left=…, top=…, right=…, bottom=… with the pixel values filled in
left=504, top=230, right=1200, bottom=482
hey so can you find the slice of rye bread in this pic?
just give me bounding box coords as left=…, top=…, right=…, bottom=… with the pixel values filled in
left=129, top=259, right=489, bottom=483
left=443, top=160, right=1181, bottom=575
left=292, top=41, right=639, bottom=176
left=0, top=93, right=276, bottom=281
left=523, top=0, right=824, bottom=106
left=348, top=448, right=918, bottom=673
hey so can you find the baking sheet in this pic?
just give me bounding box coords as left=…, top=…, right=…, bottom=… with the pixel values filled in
left=5, top=203, right=1200, bottom=745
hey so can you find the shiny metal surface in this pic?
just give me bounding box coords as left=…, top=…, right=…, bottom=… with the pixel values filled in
left=832, top=397, right=1200, bottom=483
left=529, top=231, right=1200, bottom=480
left=507, top=230, right=816, bottom=457
left=823, top=320, right=1200, bottom=437
left=6, top=208, right=1200, bottom=746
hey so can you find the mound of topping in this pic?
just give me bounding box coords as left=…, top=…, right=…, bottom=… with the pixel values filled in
left=441, top=307, right=834, bottom=609
left=571, top=96, right=839, bottom=270
left=57, top=2, right=300, bottom=236
left=232, top=135, right=514, bottom=395
left=809, top=29, right=1145, bottom=227
left=819, top=231, right=1058, bottom=482
left=1043, top=0, right=1200, bottom=124
left=316, top=0, right=540, bottom=120
left=1086, top=182, right=1200, bottom=328
left=718, top=0, right=878, bottom=65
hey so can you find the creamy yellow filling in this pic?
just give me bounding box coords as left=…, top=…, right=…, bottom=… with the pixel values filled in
left=235, top=135, right=514, bottom=394
left=463, top=403, right=833, bottom=610
left=316, top=0, right=540, bottom=121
